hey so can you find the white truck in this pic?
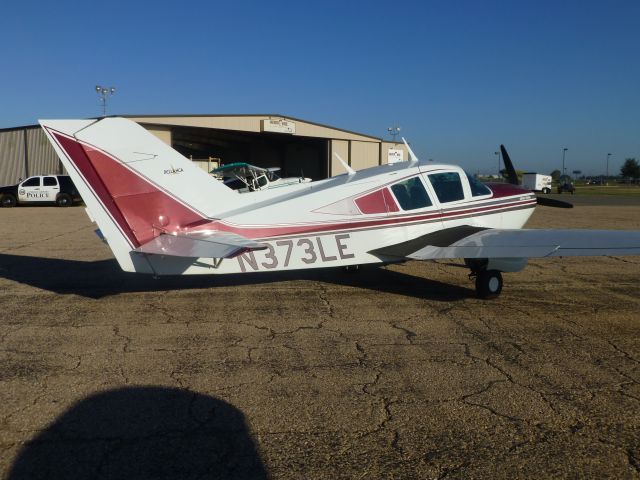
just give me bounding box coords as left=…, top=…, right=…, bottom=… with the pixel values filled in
left=521, top=173, right=552, bottom=194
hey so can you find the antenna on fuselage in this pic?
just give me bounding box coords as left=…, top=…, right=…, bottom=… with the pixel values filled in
left=402, top=137, right=419, bottom=165
left=334, top=152, right=355, bottom=175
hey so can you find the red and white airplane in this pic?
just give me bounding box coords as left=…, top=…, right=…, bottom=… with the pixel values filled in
left=40, top=117, right=640, bottom=298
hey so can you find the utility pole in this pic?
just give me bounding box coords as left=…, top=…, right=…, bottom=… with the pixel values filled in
left=561, top=147, right=568, bottom=176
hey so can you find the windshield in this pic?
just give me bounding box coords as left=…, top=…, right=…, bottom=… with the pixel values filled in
left=465, top=172, right=491, bottom=197
left=256, top=175, right=269, bottom=188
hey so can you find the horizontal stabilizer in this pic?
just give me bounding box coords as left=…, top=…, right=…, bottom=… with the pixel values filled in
left=135, top=231, right=267, bottom=259
left=405, top=228, right=640, bottom=260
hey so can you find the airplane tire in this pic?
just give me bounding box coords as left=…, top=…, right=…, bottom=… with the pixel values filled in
left=1, top=193, right=17, bottom=208
left=475, top=270, right=503, bottom=299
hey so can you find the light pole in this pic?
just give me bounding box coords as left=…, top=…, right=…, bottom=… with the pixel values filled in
left=387, top=126, right=401, bottom=143
left=561, top=147, right=568, bottom=176
left=494, top=151, right=501, bottom=178
left=606, top=153, right=612, bottom=184
left=95, top=85, right=116, bottom=116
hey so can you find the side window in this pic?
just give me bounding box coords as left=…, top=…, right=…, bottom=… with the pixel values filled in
left=465, top=172, right=491, bottom=197
left=43, top=176, right=57, bottom=187
left=390, top=177, right=432, bottom=210
left=428, top=172, right=465, bottom=203
left=58, top=177, right=72, bottom=190
left=22, top=177, right=40, bottom=187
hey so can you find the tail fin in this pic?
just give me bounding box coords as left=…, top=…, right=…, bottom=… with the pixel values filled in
left=40, top=117, right=239, bottom=272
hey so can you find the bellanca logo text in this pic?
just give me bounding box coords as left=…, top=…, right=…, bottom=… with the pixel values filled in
left=163, top=167, right=184, bottom=175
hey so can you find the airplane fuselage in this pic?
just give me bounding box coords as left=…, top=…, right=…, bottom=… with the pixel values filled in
left=142, top=163, right=537, bottom=275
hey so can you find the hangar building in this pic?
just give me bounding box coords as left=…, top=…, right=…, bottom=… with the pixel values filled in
left=0, top=114, right=409, bottom=186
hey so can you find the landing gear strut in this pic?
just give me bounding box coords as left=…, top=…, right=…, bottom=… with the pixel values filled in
left=465, top=259, right=503, bottom=299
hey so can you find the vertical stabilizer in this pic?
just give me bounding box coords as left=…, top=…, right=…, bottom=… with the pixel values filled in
left=39, top=117, right=240, bottom=272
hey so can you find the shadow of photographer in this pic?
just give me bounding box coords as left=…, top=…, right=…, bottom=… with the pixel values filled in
left=7, top=386, right=268, bottom=479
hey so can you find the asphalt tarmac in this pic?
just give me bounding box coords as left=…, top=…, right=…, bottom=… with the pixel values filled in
left=545, top=193, right=640, bottom=206
left=1, top=202, right=639, bottom=479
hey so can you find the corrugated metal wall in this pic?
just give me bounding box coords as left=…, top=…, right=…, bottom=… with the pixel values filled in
left=27, top=128, right=63, bottom=177
left=0, top=130, right=26, bottom=185
left=0, top=127, right=61, bottom=186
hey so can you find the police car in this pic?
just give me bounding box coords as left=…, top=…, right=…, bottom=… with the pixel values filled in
left=0, top=175, right=82, bottom=207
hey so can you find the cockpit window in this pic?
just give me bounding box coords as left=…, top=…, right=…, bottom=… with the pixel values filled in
left=256, top=175, right=269, bottom=188
left=390, top=176, right=432, bottom=210
left=465, top=172, right=491, bottom=197
left=428, top=172, right=465, bottom=203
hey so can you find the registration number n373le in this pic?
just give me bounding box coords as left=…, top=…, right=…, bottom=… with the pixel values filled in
left=236, top=234, right=354, bottom=272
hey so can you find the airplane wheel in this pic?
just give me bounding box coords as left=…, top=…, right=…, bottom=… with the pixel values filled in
left=475, top=270, right=503, bottom=299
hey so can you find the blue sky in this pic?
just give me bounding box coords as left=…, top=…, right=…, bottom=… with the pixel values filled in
left=1, top=0, right=638, bottom=175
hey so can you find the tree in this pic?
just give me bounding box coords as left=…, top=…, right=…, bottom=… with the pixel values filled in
left=550, top=169, right=561, bottom=181
left=620, top=158, right=640, bottom=180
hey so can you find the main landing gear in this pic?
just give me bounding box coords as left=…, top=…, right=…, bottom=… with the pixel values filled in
left=465, top=259, right=503, bottom=299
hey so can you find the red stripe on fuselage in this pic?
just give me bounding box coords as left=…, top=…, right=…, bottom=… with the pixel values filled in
left=487, top=183, right=531, bottom=197
left=187, top=198, right=536, bottom=239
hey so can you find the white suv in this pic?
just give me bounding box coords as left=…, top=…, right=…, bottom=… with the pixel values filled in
left=0, top=175, right=82, bottom=207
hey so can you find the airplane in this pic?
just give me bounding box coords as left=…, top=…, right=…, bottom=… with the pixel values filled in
left=39, top=117, right=640, bottom=298
left=211, top=162, right=311, bottom=192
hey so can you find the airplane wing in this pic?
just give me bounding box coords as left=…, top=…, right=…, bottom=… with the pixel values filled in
left=134, top=231, right=268, bottom=259
left=370, top=226, right=640, bottom=260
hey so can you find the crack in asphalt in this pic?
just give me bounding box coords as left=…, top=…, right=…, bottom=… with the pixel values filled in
left=112, top=326, right=131, bottom=384
left=390, top=322, right=416, bottom=344
left=608, top=340, right=640, bottom=365
left=628, top=449, right=640, bottom=474
left=147, top=299, right=180, bottom=325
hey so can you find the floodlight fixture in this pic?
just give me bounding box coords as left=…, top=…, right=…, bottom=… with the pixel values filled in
left=95, top=84, right=116, bottom=117
left=387, top=126, right=401, bottom=142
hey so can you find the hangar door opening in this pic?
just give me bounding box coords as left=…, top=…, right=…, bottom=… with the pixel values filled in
left=171, top=127, right=328, bottom=180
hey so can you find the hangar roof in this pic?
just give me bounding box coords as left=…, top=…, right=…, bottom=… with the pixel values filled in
left=1, top=114, right=382, bottom=142
left=124, top=114, right=381, bottom=142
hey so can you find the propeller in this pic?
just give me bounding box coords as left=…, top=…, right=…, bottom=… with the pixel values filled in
left=500, top=144, right=519, bottom=186
left=500, top=144, right=573, bottom=209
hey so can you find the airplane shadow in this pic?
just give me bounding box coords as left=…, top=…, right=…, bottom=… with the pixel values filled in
left=7, top=386, right=268, bottom=480
left=0, top=253, right=475, bottom=301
